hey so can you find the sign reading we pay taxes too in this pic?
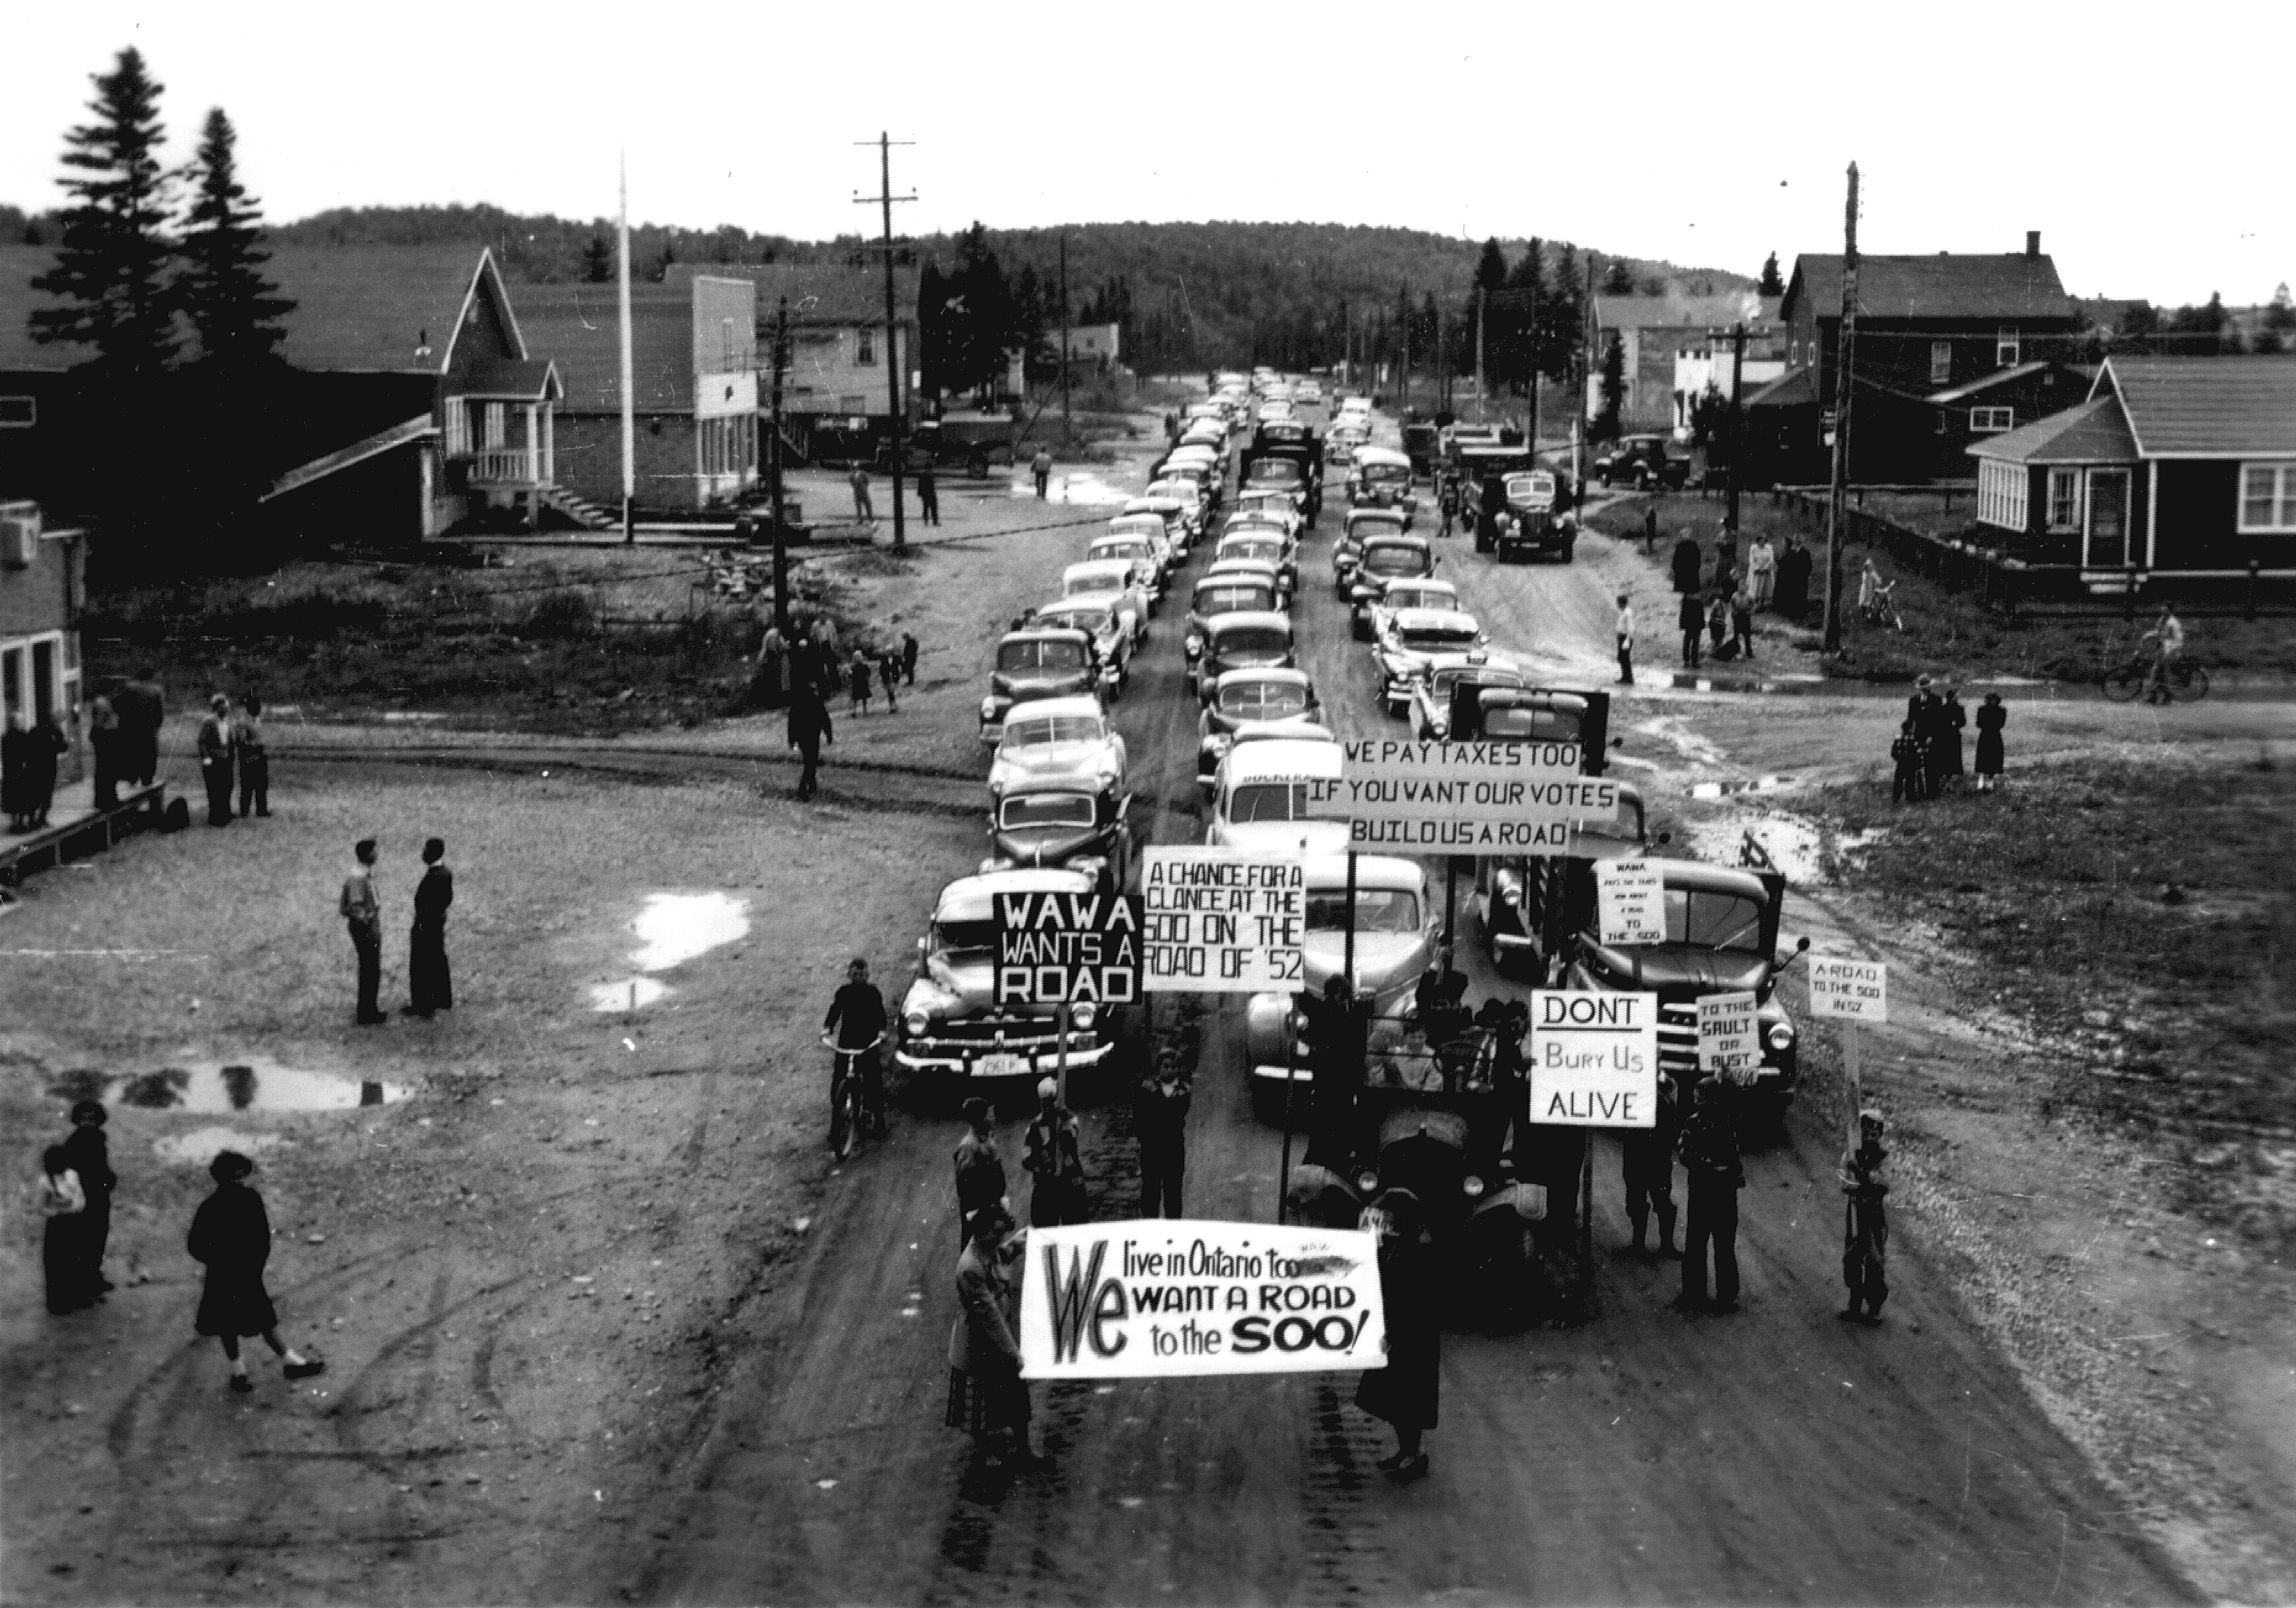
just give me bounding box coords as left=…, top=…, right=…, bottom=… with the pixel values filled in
left=1141, top=849, right=1303, bottom=992
left=1304, top=738, right=1619, bottom=851
left=1808, top=957, right=1888, bottom=1022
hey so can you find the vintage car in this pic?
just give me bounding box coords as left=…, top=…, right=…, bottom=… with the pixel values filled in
left=1227, top=488, right=1303, bottom=538
left=1478, top=776, right=1648, bottom=977
left=1143, top=477, right=1211, bottom=531
left=1405, top=653, right=1526, bottom=740
left=1401, top=420, right=1441, bottom=477
left=1364, top=577, right=1461, bottom=644
left=1184, top=572, right=1282, bottom=667
left=1347, top=446, right=1417, bottom=513
left=1374, top=611, right=1493, bottom=715
left=1197, top=666, right=1324, bottom=795
left=986, top=694, right=1128, bottom=796
left=1061, top=559, right=1152, bottom=645
left=980, top=625, right=1107, bottom=743
left=1296, top=380, right=1324, bottom=404
left=1594, top=433, right=1690, bottom=490
left=1333, top=507, right=1408, bottom=596
left=982, top=772, right=1134, bottom=889
left=1204, top=737, right=1348, bottom=856
left=1239, top=445, right=1322, bottom=525
left=1243, top=854, right=1437, bottom=1100
left=1025, top=600, right=1132, bottom=692
left=1125, top=494, right=1198, bottom=553
left=1204, top=555, right=1288, bottom=608
left=1193, top=610, right=1297, bottom=702
left=1088, top=529, right=1168, bottom=600
left=1347, top=534, right=1438, bottom=633
left=1447, top=685, right=1612, bottom=763
left=1495, top=470, right=1575, bottom=563
left=1213, top=531, right=1297, bottom=594
left=895, top=867, right=1121, bottom=1085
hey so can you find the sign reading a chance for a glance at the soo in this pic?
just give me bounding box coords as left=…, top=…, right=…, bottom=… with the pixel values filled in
left=1302, top=739, right=1619, bottom=852
left=1018, top=1221, right=1385, bottom=1379
left=992, top=891, right=1143, bottom=1007
left=1527, top=989, right=1659, bottom=1128
left=1141, top=849, right=1303, bottom=993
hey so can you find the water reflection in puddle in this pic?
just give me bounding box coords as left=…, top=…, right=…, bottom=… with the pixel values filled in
left=49, top=1059, right=407, bottom=1114
left=592, top=891, right=749, bottom=1012
left=1688, top=775, right=1796, bottom=800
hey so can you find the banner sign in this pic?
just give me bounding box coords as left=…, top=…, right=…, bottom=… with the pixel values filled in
left=992, top=891, right=1143, bottom=1007
left=1697, top=990, right=1762, bottom=1080
left=1594, top=859, right=1665, bottom=945
left=1527, top=990, right=1658, bottom=1127
left=1018, top=1221, right=1385, bottom=1379
left=1141, top=849, right=1303, bottom=992
left=1303, top=739, right=1619, bottom=851
left=1808, top=957, right=1888, bottom=1023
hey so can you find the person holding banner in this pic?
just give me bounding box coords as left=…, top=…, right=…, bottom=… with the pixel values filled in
left=946, top=1205, right=1048, bottom=1470
left=1622, top=1072, right=1681, bottom=1259
left=953, top=1100, right=1008, bottom=1249
left=1356, top=1191, right=1438, bottom=1482
left=1838, top=1110, right=1892, bottom=1324
left=1675, top=1079, right=1745, bottom=1313
left=1023, top=1079, right=1089, bottom=1227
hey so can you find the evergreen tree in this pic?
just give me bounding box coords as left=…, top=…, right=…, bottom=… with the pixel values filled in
left=30, top=46, right=178, bottom=375
left=1538, top=243, right=1586, bottom=385
left=582, top=234, right=611, bottom=283
left=1593, top=335, right=1625, bottom=441
left=176, top=107, right=294, bottom=370
left=1756, top=252, right=1784, bottom=296
left=1600, top=256, right=1636, bottom=296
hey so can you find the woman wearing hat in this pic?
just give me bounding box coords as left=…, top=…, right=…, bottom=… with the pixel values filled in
left=187, top=1151, right=324, bottom=1393
left=1356, top=1190, right=1438, bottom=1481
left=945, top=1204, right=1049, bottom=1469
left=60, top=1100, right=116, bottom=1299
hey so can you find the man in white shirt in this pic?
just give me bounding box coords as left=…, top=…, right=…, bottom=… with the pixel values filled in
left=1615, top=594, right=1636, bottom=686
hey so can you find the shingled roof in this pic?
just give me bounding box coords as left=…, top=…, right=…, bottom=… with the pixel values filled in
left=1965, top=397, right=2138, bottom=464
left=514, top=282, right=696, bottom=412
left=1785, top=254, right=2076, bottom=324
left=2095, top=355, right=2296, bottom=457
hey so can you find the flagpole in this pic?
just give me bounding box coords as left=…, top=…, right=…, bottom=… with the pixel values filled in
left=618, top=150, right=635, bottom=544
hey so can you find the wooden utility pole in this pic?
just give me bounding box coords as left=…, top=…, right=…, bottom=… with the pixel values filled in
left=1474, top=286, right=1487, bottom=420
left=854, top=133, right=914, bottom=547
left=1823, top=162, right=1859, bottom=654
left=1059, top=234, right=1072, bottom=446
left=1572, top=256, right=1595, bottom=494
left=618, top=153, right=634, bottom=544
left=1400, top=287, right=1411, bottom=415
left=1725, top=320, right=1748, bottom=533
left=767, top=296, right=791, bottom=637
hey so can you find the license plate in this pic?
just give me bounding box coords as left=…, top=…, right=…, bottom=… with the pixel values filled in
left=976, top=1053, right=1030, bottom=1078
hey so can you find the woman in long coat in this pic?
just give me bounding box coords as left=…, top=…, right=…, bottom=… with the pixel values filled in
left=1357, top=1189, right=1438, bottom=1481
left=408, top=838, right=454, bottom=1016
left=2, top=711, right=30, bottom=831
left=1938, top=691, right=1968, bottom=792
left=1973, top=694, right=2008, bottom=791
left=188, top=1152, right=323, bottom=1393
left=946, top=1205, right=1047, bottom=1468
left=37, top=1144, right=88, bottom=1313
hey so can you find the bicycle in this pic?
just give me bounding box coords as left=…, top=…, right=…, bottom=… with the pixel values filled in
left=2100, top=654, right=2209, bottom=704
left=1858, top=579, right=1905, bottom=633
left=823, top=1031, right=886, bottom=1161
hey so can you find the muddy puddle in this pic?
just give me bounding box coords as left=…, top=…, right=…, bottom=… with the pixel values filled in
left=48, top=1059, right=409, bottom=1114
left=1010, top=472, right=1133, bottom=507
left=150, top=1125, right=297, bottom=1166
left=590, top=891, right=751, bottom=1012
left=1688, top=775, right=1797, bottom=799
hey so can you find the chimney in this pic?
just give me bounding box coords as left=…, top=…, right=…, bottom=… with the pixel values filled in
left=2026, top=231, right=2041, bottom=259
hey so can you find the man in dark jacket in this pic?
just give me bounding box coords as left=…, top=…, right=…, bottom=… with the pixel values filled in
left=1022, top=1078, right=1088, bottom=1225
left=61, top=1100, right=117, bottom=1297
left=1677, top=1078, right=1745, bottom=1311
left=196, top=695, right=235, bottom=826
left=1135, top=1053, right=1192, bottom=1218
left=1671, top=532, right=1704, bottom=595
left=1839, top=1109, right=1892, bottom=1323
left=823, top=957, right=889, bottom=1138
left=1303, top=977, right=1369, bottom=1168
left=1622, top=1074, right=1680, bottom=1258
left=788, top=679, right=833, bottom=801
left=952, top=1099, right=1007, bottom=1248
left=407, top=838, right=454, bottom=1018
left=115, top=667, right=165, bottom=786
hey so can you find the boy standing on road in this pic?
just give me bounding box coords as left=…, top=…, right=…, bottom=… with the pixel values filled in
left=1614, top=594, right=1636, bottom=686
left=1677, top=591, right=1704, bottom=668
left=917, top=462, right=940, bottom=527
left=1838, top=1110, right=1891, bottom=1323
left=1135, top=1053, right=1192, bottom=1219
left=1023, top=1078, right=1087, bottom=1226
left=341, top=839, right=386, bottom=1026
left=1676, top=1078, right=1744, bottom=1312
left=232, top=695, right=270, bottom=818
left=1031, top=448, right=1053, bottom=499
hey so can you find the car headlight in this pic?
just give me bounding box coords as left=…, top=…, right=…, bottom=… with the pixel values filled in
left=1356, top=1171, right=1380, bottom=1195
left=1462, top=1175, right=1486, bottom=1198
left=1429, top=719, right=1449, bottom=738
left=981, top=697, right=998, bottom=721
left=904, top=1008, right=931, bottom=1037
left=1071, top=1001, right=1097, bottom=1030
left=1185, top=634, right=1204, bottom=656
left=1767, top=1022, right=1796, bottom=1052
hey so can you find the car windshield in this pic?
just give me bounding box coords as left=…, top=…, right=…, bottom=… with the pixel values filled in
left=1359, top=463, right=1410, bottom=487
left=1351, top=520, right=1405, bottom=541
left=1198, top=584, right=1273, bottom=614
left=1247, top=460, right=1304, bottom=487
left=1483, top=704, right=1576, bottom=740
left=934, top=919, right=999, bottom=965
left=1222, top=540, right=1282, bottom=564
left=1304, top=889, right=1420, bottom=933
left=1004, top=716, right=1104, bottom=749
left=1033, top=610, right=1109, bottom=637
left=1227, top=781, right=1311, bottom=822
left=1662, top=889, right=1766, bottom=952
left=1093, top=541, right=1151, bottom=562
left=1213, top=626, right=1290, bottom=658
left=1385, top=587, right=1449, bottom=612
left=1218, top=680, right=1309, bottom=719
left=999, top=638, right=1085, bottom=672
left=1432, top=668, right=1520, bottom=698
left=1000, top=794, right=1096, bottom=830
left=1362, top=543, right=1430, bottom=577
left=1066, top=572, right=1129, bottom=597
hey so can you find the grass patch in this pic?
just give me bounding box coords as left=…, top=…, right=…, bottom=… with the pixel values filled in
left=1807, top=756, right=2296, bottom=1244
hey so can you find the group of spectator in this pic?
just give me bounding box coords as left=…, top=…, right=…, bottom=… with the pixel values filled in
left=1892, top=676, right=2006, bottom=800
left=5, top=668, right=272, bottom=833
left=754, top=616, right=921, bottom=800
left=1665, top=528, right=1813, bottom=669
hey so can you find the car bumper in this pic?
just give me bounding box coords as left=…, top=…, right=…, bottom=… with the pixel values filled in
left=895, top=1040, right=1116, bottom=1078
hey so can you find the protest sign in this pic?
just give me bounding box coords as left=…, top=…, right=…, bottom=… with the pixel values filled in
left=1527, top=990, right=1658, bottom=1127
left=1018, top=1221, right=1385, bottom=1379
left=992, top=889, right=1142, bottom=1007
left=1302, top=738, right=1618, bottom=852
left=1141, top=849, right=1304, bottom=992
left=1808, top=957, right=1888, bottom=1023
left=1594, top=859, right=1665, bottom=945
left=1697, top=991, right=1762, bottom=1081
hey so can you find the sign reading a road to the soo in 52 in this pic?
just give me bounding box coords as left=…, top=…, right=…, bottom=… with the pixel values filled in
left=1018, top=1221, right=1385, bottom=1379
left=1527, top=989, right=1658, bottom=1127
left=1594, top=859, right=1666, bottom=946
left=1301, top=739, right=1619, bottom=852
left=1140, top=849, right=1303, bottom=993
left=1697, top=991, right=1762, bottom=1081
left=993, top=891, right=1143, bottom=1007
left=1808, top=957, right=1889, bottom=1022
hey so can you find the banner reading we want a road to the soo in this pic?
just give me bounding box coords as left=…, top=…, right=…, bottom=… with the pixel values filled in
left=1018, top=1221, right=1385, bottom=1379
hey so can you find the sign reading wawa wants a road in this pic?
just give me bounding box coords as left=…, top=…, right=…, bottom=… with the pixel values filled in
left=1019, top=1220, right=1385, bottom=1379
left=992, top=891, right=1143, bottom=1007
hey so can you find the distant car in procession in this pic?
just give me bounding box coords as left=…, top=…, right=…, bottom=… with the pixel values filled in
left=1196, top=667, right=1326, bottom=797
left=979, top=625, right=1106, bottom=743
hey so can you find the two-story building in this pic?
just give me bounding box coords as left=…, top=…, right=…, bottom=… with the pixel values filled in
left=1752, top=234, right=2086, bottom=485
left=1587, top=292, right=1785, bottom=434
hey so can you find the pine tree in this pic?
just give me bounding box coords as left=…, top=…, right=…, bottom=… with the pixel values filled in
left=1756, top=252, right=1784, bottom=296
left=177, top=108, right=294, bottom=370
left=582, top=234, right=611, bottom=283
left=1600, top=257, right=1636, bottom=296
left=30, top=46, right=178, bottom=375
left=1594, top=335, right=1626, bottom=441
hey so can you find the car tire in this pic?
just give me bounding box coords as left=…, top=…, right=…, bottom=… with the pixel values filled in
left=1562, top=539, right=1576, bottom=563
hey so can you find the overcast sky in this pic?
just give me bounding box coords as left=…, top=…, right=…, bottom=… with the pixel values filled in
left=5, top=1, right=2285, bottom=308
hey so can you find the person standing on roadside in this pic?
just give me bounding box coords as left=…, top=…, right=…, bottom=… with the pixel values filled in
left=1775, top=536, right=1811, bottom=618
left=1731, top=586, right=1756, bottom=659
left=1676, top=1078, right=1745, bottom=1313
left=1614, top=593, right=1636, bottom=686
left=848, top=649, right=874, bottom=716
left=37, top=1144, right=89, bottom=1314
left=1938, top=689, right=1968, bottom=795
left=22, top=709, right=67, bottom=829
left=2, top=711, right=32, bottom=832
left=1022, top=1077, right=1087, bottom=1226
left=1706, top=589, right=1730, bottom=658
left=60, top=1100, right=116, bottom=1301
left=916, top=462, right=940, bottom=527
left=1304, top=976, right=1370, bottom=1169
left=407, top=838, right=453, bottom=1019
left=1357, top=1189, right=1437, bottom=1482
left=1643, top=505, right=1659, bottom=554
left=1838, top=1110, right=1892, bottom=1323
left=953, top=1099, right=1007, bottom=1249
left=1031, top=447, right=1053, bottom=499
left=1622, top=1074, right=1680, bottom=1258
left=945, top=1204, right=1048, bottom=1470
left=1134, top=1052, right=1192, bottom=1219
left=755, top=622, right=787, bottom=710
left=850, top=466, right=875, bottom=524
left=232, top=694, right=270, bottom=819
left=1677, top=590, right=1704, bottom=668
left=196, top=694, right=235, bottom=827
left=342, top=838, right=386, bottom=1026
left=188, top=1151, right=325, bottom=1394
left=902, top=631, right=920, bottom=687
left=878, top=650, right=902, bottom=715
left=88, top=693, right=122, bottom=811
left=1436, top=472, right=1460, bottom=538
left=1973, top=693, right=2007, bottom=792
left=1671, top=530, right=1703, bottom=595
left=1747, top=534, right=1778, bottom=610
left=788, top=675, right=832, bottom=801
left=116, top=666, right=164, bottom=787
left=1890, top=720, right=1923, bottom=805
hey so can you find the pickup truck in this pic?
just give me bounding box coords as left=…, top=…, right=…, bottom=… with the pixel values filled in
left=908, top=411, right=1020, bottom=478
left=1495, top=470, right=1576, bottom=563
left=1594, top=434, right=1691, bottom=491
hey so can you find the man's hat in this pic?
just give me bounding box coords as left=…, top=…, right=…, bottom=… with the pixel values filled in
left=1036, top=1077, right=1058, bottom=1100
left=1859, top=1108, right=1887, bottom=1130
left=961, top=1097, right=993, bottom=1126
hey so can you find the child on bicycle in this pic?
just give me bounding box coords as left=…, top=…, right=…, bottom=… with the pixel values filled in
left=2140, top=606, right=2184, bottom=704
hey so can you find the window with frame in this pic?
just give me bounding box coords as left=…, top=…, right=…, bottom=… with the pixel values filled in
left=1977, top=459, right=2029, bottom=530
left=855, top=327, right=876, bottom=366
left=1997, top=325, right=2019, bottom=367
left=721, top=318, right=738, bottom=370
left=1931, top=341, right=1951, bottom=385
left=0, top=395, right=34, bottom=427
left=2046, top=468, right=2081, bottom=532
left=2240, top=463, right=2296, bottom=532
left=1971, top=406, right=2014, bottom=434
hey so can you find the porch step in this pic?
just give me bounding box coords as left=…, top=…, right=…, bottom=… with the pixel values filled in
left=777, top=418, right=812, bottom=467
left=536, top=483, right=617, bottom=531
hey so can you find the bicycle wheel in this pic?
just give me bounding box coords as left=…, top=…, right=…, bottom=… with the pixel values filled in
left=2172, top=664, right=2210, bottom=703
left=2100, top=661, right=2146, bottom=702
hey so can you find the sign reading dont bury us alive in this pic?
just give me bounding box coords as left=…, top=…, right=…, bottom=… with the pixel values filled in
left=1018, top=1221, right=1385, bottom=1379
